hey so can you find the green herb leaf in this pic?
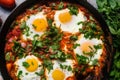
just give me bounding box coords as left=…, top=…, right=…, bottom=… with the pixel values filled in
left=77, top=21, right=84, bottom=25
left=50, top=50, right=72, bottom=61
left=67, top=66, right=72, bottom=71
left=20, top=21, right=26, bottom=29
left=17, top=70, right=23, bottom=79
left=70, top=35, right=78, bottom=41
left=20, top=21, right=30, bottom=36
left=97, top=0, right=120, bottom=79
left=47, top=25, right=59, bottom=37
left=13, top=41, right=25, bottom=59
left=108, top=0, right=117, bottom=9
left=73, top=43, right=80, bottom=49
left=50, top=43, right=60, bottom=51
left=41, top=77, right=46, bottom=80
left=43, top=59, right=53, bottom=72
left=36, top=41, right=43, bottom=48
left=79, top=21, right=102, bottom=39
left=92, top=59, right=99, bottom=66
left=68, top=5, right=79, bottom=15
left=60, top=64, right=68, bottom=69
left=5, top=52, right=11, bottom=61
left=35, top=69, right=44, bottom=76
left=11, top=56, right=15, bottom=61
left=25, top=73, right=28, bottom=75
left=22, top=62, right=30, bottom=68
left=76, top=54, right=89, bottom=65
left=60, top=64, right=72, bottom=71
left=58, top=2, right=64, bottom=10
left=47, top=19, right=53, bottom=26
left=94, top=44, right=102, bottom=49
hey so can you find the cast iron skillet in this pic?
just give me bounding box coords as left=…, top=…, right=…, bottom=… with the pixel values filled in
left=0, top=0, right=113, bottom=80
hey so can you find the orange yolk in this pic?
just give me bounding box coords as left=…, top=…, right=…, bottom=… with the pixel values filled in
left=52, top=69, right=65, bottom=80
left=32, top=18, right=48, bottom=32
left=25, top=58, right=38, bottom=72
left=80, top=41, right=93, bottom=53
left=59, top=12, right=72, bottom=23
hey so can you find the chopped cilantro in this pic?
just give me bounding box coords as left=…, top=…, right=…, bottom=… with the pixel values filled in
left=73, top=43, right=80, bottom=49
left=47, top=19, right=53, bottom=26
left=47, top=25, right=59, bottom=37
left=58, top=2, right=64, bottom=10
left=55, top=51, right=67, bottom=61
left=67, top=66, right=72, bottom=71
left=50, top=43, right=60, bottom=51
left=32, top=24, right=37, bottom=29
left=13, top=41, right=25, bottom=59
left=83, top=44, right=102, bottom=57
left=68, top=5, right=79, bottom=15
left=13, top=41, right=21, bottom=52
left=32, top=35, right=43, bottom=52
left=70, top=35, right=78, bottom=41
left=25, top=73, right=28, bottom=75
left=41, top=77, right=46, bottom=80
left=20, top=21, right=30, bottom=36
left=36, top=41, right=43, bottom=48
left=60, top=64, right=67, bottom=69
left=17, top=52, right=24, bottom=59
left=11, top=56, right=15, bottom=61
left=77, top=21, right=84, bottom=25
left=92, top=59, right=99, bottom=66
left=22, top=62, right=30, bottom=68
left=76, top=54, right=89, bottom=65
left=35, top=69, right=44, bottom=76
left=17, top=70, right=23, bottom=79
left=50, top=51, right=72, bottom=61
left=94, top=44, right=102, bottom=49
left=60, top=64, right=72, bottom=71
left=83, top=51, right=95, bottom=57
left=40, top=55, right=46, bottom=59
left=79, top=21, right=103, bottom=39
left=20, top=21, right=26, bottom=29
left=43, top=59, right=53, bottom=72
left=33, top=34, right=39, bottom=40
left=5, top=52, right=11, bottom=61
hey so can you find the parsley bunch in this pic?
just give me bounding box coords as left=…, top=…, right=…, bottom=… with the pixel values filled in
left=96, top=0, right=120, bottom=79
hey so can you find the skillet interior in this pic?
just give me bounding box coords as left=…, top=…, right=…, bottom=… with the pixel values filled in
left=0, top=0, right=113, bottom=80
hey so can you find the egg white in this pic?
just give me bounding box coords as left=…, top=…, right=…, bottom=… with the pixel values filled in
left=14, top=55, right=42, bottom=80
left=22, top=11, right=47, bottom=40
left=45, top=59, right=75, bottom=80
left=74, top=34, right=103, bottom=65
left=54, top=9, right=86, bottom=34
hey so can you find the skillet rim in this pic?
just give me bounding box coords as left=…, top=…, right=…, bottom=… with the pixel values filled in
left=0, top=0, right=113, bottom=80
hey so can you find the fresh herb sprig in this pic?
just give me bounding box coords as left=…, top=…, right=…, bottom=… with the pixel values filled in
left=68, top=5, right=79, bottom=15
left=78, top=21, right=103, bottom=39
left=20, top=21, right=30, bottom=36
left=96, top=0, right=120, bottom=79
left=12, top=41, right=25, bottom=58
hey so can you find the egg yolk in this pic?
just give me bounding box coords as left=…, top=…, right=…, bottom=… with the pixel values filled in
left=59, top=12, right=72, bottom=23
left=52, top=69, right=65, bottom=80
left=32, top=18, right=48, bottom=32
left=80, top=41, right=93, bottom=53
left=25, top=58, right=38, bottom=72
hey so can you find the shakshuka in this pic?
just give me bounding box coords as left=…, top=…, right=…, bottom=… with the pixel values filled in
left=4, top=1, right=108, bottom=80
